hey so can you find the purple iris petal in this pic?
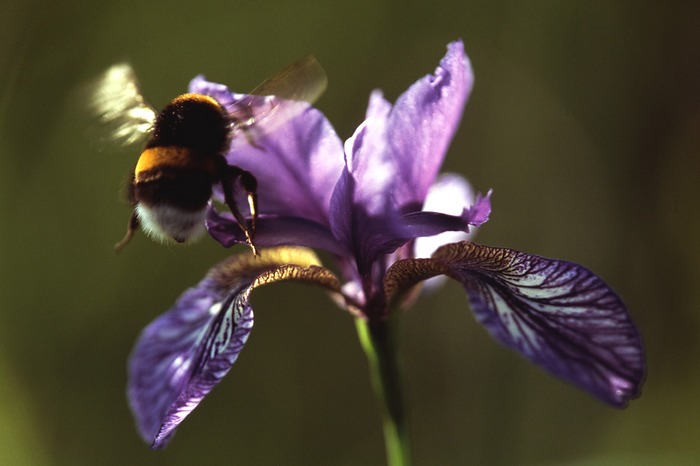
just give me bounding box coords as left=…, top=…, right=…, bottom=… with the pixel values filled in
left=128, top=277, right=253, bottom=448
left=388, top=40, right=473, bottom=208
left=231, top=106, right=345, bottom=224
left=329, top=168, right=407, bottom=274
left=433, top=241, right=645, bottom=406
left=128, top=248, right=343, bottom=448
left=325, top=42, right=477, bottom=273
left=344, top=91, right=397, bottom=217
left=329, top=94, right=408, bottom=271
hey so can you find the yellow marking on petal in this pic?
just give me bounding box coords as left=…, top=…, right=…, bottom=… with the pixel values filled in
left=258, top=246, right=324, bottom=268
left=209, top=246, right=342, bottom=303
left=207, top=246, right=357, bottom=320
left=211, top=246, right=324, bottom=284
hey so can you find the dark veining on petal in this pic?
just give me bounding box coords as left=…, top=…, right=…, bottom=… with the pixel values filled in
left=128, top=247, right=343, bottom=448
left=432, top=241, right=645, bottom=406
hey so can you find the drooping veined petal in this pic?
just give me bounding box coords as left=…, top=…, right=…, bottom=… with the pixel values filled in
left=388, top=40, right=474, bottom=208
left=433, top=241, right=645, bottom=406
left=128, top=276, right=252, bottom=449
left=384, top=241, right=645, bottom=406
left=128, top=247, right=341, bottom=448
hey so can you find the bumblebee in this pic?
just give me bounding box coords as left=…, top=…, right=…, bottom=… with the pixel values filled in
left=90, top=57, right=327, bottom=254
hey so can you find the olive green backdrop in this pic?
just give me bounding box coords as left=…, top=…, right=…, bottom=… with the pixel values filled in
left=1, top=1, right=698, bottom=464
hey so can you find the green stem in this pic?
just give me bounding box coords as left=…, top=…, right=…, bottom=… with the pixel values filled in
left=355, top=318, right=412, bottom=466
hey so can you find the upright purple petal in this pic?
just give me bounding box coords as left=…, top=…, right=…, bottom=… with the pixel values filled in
left=344, top=91, right=397, bottom=217
left=128, top=247, right=342, bottom=448
left=325, top=41, right=476, bottom=273
left=328, top=93, right=408, bottom=271
left=329, top=167, right=407, bottom=274
left=388, top=40, right=473, bottom=208
left=191, top=75, right=345, bottom=225
left=228, top=106, right=345, bottom=225
left=433, top=241, right=645, bottom=406
left=328, top=167, right=354, bottom=252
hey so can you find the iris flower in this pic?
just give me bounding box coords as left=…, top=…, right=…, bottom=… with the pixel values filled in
left=128, top=41, right=645, bottom=463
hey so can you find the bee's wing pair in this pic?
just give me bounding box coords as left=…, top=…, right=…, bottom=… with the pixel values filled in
left=89, top=57, right=327, bottom=148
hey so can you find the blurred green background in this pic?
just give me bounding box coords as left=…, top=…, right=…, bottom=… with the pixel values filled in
left=1, top=0, right=699, bottom=464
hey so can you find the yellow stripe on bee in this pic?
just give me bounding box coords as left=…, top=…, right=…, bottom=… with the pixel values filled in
left=135, top=147, right=216, bottom=176
left=171, top=93, right=222, bottom=109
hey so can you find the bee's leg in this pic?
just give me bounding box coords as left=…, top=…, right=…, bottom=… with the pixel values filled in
left=114, top=211, right=140, bottom=252
left=217, top=157, right=259, bottom=256
left=238, top=169, right=258, bottom=236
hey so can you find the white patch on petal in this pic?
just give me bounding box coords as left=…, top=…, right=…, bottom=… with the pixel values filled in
left=208, top=302, right=222, bottom=316
left=341, top=281, right=365, bottom=307
left=170, top=356, right=191, bottom=388
left=414, top=173, right=476, bottom=259
left=136, top=204, right=206, bottom=244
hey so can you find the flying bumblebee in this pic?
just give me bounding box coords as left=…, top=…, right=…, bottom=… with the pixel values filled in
left=90, top=57, right=327, bottom=254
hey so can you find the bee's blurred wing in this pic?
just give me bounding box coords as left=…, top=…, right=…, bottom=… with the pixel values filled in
left=226, top=56, right=327, bottom=143
left=89, top=63, right=156, bottom=146
left=249, top=55, right=327, bottom=103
